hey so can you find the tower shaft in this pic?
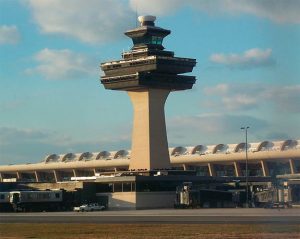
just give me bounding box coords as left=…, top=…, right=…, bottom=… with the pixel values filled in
left=128, top=89, right=171, bottom=170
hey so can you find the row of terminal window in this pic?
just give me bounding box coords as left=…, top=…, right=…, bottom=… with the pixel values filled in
left=133, top=36, right=163, bottom=45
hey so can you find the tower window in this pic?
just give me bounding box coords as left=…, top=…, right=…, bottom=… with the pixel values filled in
left=152, top=36, right=162, bottom=44
left=133, top=36, right=163, bottom=45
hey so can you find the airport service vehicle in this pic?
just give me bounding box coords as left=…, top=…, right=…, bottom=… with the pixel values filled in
left=10, top=190, right=64, bottom=212
left=73, top=203, right=105, bottom=212
left=255, top=187, right=292, bottom=208
left=0, top=192, right=11, bottom=211
left=174, top=182, right=234, bottom=208
left=0, top=190, right=75, bottom=212
left=0, top=192, right=10, bottom=203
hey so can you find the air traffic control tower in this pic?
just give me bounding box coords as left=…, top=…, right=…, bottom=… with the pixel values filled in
left=101, top=16, right=196, bottom=170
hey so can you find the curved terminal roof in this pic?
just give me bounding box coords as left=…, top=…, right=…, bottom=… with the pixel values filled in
left=40, top=139, right=300, bottom=163
left=257, top=141, right=273, bottom=152
left=191, top=145, right=206, bottom=155
left=171, top=146, right=187, bottom=156
left=96, top=151, right=111, bottom=160
left=213, top=144, right=227, bottom=154
left=45, top=154, right=60, bottom=163
left=1, top=139, right=299, bottom=173
left=61, top=153, right=77, bottom=162
left=114, top=150, right=129, bottom=159
left=234, top=143, right=247, bottom=152
left=281, top=139, right=298, bottom=151
left=79, top=152, right=94, bottom=161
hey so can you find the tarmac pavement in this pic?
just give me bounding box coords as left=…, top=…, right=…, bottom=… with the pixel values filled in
left=1, top=208, right=300, bottom=224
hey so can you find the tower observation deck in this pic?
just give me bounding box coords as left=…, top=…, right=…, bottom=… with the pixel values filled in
left=101, top=16, right=196, bottom=170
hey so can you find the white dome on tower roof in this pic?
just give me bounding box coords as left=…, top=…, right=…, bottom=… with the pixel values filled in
left=138, top=15, right=156, bottom=23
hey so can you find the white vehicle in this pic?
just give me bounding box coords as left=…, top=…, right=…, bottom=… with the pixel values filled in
left=73, top=203, right=105, bottom=212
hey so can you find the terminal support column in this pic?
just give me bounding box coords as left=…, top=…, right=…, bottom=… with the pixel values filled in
left=53, top=170, right=59, bottom=182
left=289, top=159, right=296, bottom=174
left=128, top=89, right=171, bottom=170
left=72, top=169, right=77, bottom=178
left=234, top=162, right=242, bottom=177
left=208, top=163, right=216, bottom=176
left=34, top=171, right=40, bottom=182
left=260, top=160, right=269, bottom=176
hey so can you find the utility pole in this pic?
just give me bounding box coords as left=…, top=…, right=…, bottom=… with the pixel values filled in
left=241, top=126, right=250, bottom=208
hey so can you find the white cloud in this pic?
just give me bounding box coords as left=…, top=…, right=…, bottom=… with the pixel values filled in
left=0, top=100, right=23, bottom=111
left=26, top=48, right=97, bottom=80
left=0, top=126, right=50, bottom=145
left=22, top=0, right=300, bottom=45
left=264, top=85, right=300, bottom=113
left=204, top=84, right=229, bottom=95
left=222, top=95, right=258, bottom=111
left=167, top=111, right=299, bottom=146
left=130, top=0, right=300, bottom=24
left=130, top=0, right=183, bottom=16
left=25, top=0, right=134, bottom=44
left=0, top=126, right=71, bottom=164
left=204, top=83, right=300, bottom=112
left=220, top=0, right=300, bottom=24
left=0, top=126, right=130, bottom=164
left=167, top=113, right=268, bottom=145
left=0, top=25, right=20, bottom=44
left=169, top=113, right=267, bottom=134
left=210, top=48, right=275, bottom=69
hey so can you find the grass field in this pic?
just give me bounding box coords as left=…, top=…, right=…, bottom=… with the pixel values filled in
left=0, top=224, right=299, bottom=239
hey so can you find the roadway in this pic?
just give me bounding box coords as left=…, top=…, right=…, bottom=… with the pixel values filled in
left=1, top=208, right=300, bottom=224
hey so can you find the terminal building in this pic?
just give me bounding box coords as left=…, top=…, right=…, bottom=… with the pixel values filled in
left=1, top=139, right=299, bottom=209
left=1, top=16, right=299, bottom=210
left=0, top=139, right=300, bottom=182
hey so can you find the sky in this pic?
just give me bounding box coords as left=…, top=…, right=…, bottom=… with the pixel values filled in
left=0, top=0, right=299, bottom=165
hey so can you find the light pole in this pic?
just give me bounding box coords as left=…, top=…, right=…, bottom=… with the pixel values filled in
left=241, top=126, right=249, bottom=208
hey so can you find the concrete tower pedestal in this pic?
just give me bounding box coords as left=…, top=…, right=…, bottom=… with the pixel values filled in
left=128, top=89, right=171, bottom=170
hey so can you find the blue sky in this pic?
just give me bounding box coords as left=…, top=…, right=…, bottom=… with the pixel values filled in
left=0, top=0, right=299, bottom=164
